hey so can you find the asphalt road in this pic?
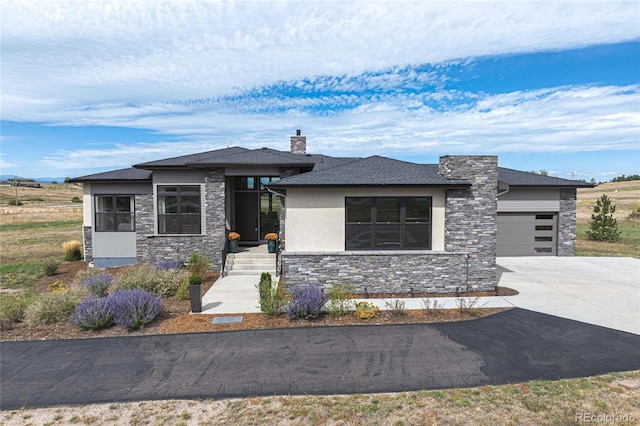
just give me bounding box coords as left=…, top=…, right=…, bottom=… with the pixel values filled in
left=2, top=309, right=639, bottom=409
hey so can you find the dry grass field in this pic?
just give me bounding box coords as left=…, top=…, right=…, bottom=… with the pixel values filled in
left=576, top=180, right=640, bottom=258
left=577, top=180, right=640, bottom=223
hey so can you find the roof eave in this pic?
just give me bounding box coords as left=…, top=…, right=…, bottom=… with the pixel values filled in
left=267, top=182, right=471, bottom=189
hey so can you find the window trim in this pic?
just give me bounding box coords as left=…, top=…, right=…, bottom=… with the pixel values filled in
left=157, top=185, right=202, bottom=235
left=345, top=196, right=432, bottom=250
left=94, top=195, right=135, bottom=232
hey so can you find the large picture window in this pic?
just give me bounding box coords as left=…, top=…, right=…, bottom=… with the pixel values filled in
left=345, top=197, right=431, bottom=250
left=158, top=185, right=201, bottom=234
left=95, top=195, right=134, bottom=232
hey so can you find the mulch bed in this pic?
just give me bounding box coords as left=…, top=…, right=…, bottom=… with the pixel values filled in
left=0, top=261, right=514, bottom=342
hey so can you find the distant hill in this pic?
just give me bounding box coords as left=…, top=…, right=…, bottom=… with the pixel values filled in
left=0, top=175, right=66, bottom=183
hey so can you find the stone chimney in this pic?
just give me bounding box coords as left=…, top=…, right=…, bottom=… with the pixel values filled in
left=290, top=129, right=306, bottom=154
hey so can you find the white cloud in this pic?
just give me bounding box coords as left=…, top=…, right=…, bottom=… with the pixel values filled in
left=2, top=0, right=639, bottom=119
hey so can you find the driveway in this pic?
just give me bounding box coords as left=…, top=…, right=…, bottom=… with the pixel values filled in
left=2, top=309, right=639, bottom=409
left=497, top=257, right=639, bottom=335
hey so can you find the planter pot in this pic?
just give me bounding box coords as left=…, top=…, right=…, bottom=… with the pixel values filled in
left=189, top=284, right=202, bottom=313
left=229, top=239, right=239, bottom=253
left=267, top=240, right=277, bottom=253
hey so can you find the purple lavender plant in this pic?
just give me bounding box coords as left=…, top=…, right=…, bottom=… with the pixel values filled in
left=108, top=289, right=163, bottom=331
left=82, top=273, right=112, bottom=298
left=284, top=282, right=326, bottom=320
left=155, top=259, right=183, bottom=270
left=70, top=297, right=114, bottom=330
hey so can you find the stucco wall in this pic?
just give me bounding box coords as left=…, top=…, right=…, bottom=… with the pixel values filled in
left=284, top=187, right=446, bottom=252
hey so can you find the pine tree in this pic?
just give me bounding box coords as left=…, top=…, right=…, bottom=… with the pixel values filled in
left=586, top=194, right=621, bottom=241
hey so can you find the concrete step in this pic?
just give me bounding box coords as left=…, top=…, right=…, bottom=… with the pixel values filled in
left=230, top=264, right=274, bottom=271
left=227, top=270, right=276, bottom=276
left=232, top=258, right=275, bottom=264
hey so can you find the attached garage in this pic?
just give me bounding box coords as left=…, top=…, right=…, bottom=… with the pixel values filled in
left=496, top=168, right=592, bottom=257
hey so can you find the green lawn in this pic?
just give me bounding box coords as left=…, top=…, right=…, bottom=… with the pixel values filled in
left=576, top=221, right=640, bottom=258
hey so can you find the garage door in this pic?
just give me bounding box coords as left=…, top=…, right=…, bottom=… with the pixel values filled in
left=497, top=213, right=557, bottom=256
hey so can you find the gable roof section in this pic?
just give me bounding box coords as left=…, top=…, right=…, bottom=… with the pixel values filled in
left=267, top=156, right=470, bottom=187
left=498, top=167, right=593, bottom=187
left=187, top=147, right=316, bottom=167
left=69, top=167, right=152, bottom=182
left=134, top=146, right=249, bottom=168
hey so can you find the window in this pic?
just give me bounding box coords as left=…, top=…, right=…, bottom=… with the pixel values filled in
left=95, top=195, right=134, bottom=232
left=157, top=186, right=201, bottom=234
left=345, top=197, right=431, bottom=250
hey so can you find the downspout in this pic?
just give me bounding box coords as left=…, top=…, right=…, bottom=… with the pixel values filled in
left=497, top=183, right=510, bottom=197
left=265, top=186, right=286, bottom=277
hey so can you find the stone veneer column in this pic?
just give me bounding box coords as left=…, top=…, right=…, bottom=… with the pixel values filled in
left=82, top=226, right=93, bottom=262
left=557, top=188, right=577, bottom=256
left=135, top=193, right=154, bottom=263
left=204, top=168, right=226, bottom=269
left=439, top=156, right=498, bottom=291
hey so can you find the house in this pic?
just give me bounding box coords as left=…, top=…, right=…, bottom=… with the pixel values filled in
left=71, top=131, right=591, bottom=294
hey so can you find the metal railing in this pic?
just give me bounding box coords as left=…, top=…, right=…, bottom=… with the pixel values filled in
left=221, top=229, right=230, bottom=276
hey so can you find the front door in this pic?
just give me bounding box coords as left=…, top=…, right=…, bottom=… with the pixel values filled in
left=235, top=192, right=260, bottom=242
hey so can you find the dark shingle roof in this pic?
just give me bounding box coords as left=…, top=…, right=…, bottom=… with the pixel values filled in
left=187, top=147, right=316, bottom=167
left=498, top=167, right=593, bottom=187
left=134, top=147, right=249, bottom=168
left=267, top=156, right=469, bottom=187
left=69, top=167, right=152, bottom=182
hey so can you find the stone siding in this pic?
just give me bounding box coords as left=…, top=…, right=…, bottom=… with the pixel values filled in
left=135, top=169, right=226, bottom=269
left=439, top=156, right=498, bottom=291
left=282, top=251, right=469, bottom=294
left=82, top=226, right=93, bottom=262
left=557, top=188, right=577, bottom=256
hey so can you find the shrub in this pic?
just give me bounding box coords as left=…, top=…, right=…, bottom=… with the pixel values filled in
left=62, top=240, right=83, bottom=261
left=384, top=299, right=407, bottom=317
left=421, top=298, right=443, bottom=316
left=70, top=298, right=114, bottom=330
left=156, top=259, right=183, bottom=270
left=109, top=289, right=163, bottom=331
left=71, top=196, right=82, bottom=203
left=8, top=199, right=22, bottom=206
left=586, top=194, right=621, bottom=242
left=326, top=282, right=355, bottom=316
left=456, top=297, right=486, bottom=317
left=43, top=261, right=60, bottom=276
left=24, top=291, right=82, bottom=326
left=82, top=273, right=112, bottom=298
left=258, top=273, right=284, bottom=316
left=284, top=282, right=326, bottom=320
left=176, top=279, right=190, bottom=301
left=189, top=274, right=203, bottom=285
left=114, top=264, right=189, bottom=297
left=0, top=295, right=28, bottom=330
left=46, top=280, right=67, bottom=293
left=187, top=251, right=210, bottom=277
left=354, top=301, right=380, bottom=319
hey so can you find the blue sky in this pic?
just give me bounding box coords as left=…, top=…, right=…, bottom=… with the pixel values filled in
left=1, top=1, right=639, bottom=182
